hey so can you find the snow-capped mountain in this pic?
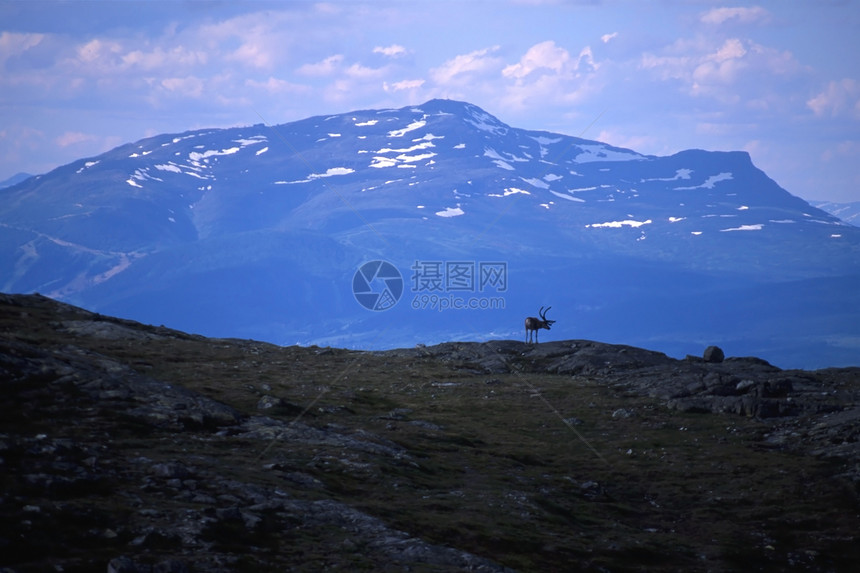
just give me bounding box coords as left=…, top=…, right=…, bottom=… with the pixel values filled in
left=1, top=99, right=858, bottom=368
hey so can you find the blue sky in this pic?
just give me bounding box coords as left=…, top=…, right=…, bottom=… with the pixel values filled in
left=1, top=0, right=858, bottom=202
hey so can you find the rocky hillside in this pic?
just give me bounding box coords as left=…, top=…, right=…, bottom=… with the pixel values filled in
left=1, top=293, right=858, bottom=572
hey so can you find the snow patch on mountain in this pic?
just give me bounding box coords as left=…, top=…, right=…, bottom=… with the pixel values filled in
left=575, top=144, right=642, bottom=163
left=586, top=219, right=652, bottom=228
left=721, top=224, right=763, bottom=232
left=436, top=206, right=464, bottom=217
left=489, top=187, right=531, bottom=198
left=465, top=109, right=506, bottom=135
left=643, top=169, right=693, bottom=182
left=388, top=120, right=426, bottom=138
left=189, top=147, right=241, bottom=162
left=308, top=167, right=355, bottom=179
left=154, top=163, right=183, bottom=174
left=550, top=190, right=585, bottom=203
left=675, top=172, right=733, bottom=190
left=521, top=177, right=549, bottom=189
left=76, top=161, right=99, bottom=174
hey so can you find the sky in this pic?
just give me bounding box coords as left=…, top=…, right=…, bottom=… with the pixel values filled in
left=1, top=0, right=859, bottom=203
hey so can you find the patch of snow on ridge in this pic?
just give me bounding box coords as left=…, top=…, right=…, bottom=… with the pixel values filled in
left=466, top=109, right=506, bottom=135
left=308, top=167, right=355, bottom=179
left=436, top=206, right=464, bottom=217
left=76, top=160, right=99, bottom=174
left=550, top=190, right=585, bottom=202
left=355, top=119, right=378, bottom=126
left=256, top=147, right=268, bottom=155
left=415, top=133, right=444, bottom=142
left=155, top=164, right=183, bottom=173
left=378, top=141, right=435, bottom=154
left=675, top=172, right=733, bottom=190
left=643, top=169, right=693, bottom=182
left=489, top=187, right=531, bottom=197
left=720, top=224, right=763, bottom=232
left=397, top=152, right=436, bottom=163
left=388, top=120, right=426, bottom=137
left=586, top=219, right=652, bottom=228
left=233, top=136, right=267, bottom=146
left=531, top=135, right=562, bottom=145
left=574, top=144, right=642, bottom=163
left=370, top=157, right=398, bottom=168
left=520, top=177, right=549, bottom=189
left=189, top=147, right=241, bottom=162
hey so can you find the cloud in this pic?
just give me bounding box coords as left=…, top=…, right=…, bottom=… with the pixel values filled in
left=642, top=36, right=804, bottom=103
left=497, top=41, right=604, bottom=114
left=807, top=79, right=860, bottom=118
left=701, top=6, right=770, bottom=25
left=820, top=140, right=860, bottom=163
left=373, top=44, right=407, bottom=58
left=297, top=54, right=345, bottom=76
left=430, top=46, right=502, bottom=85
left=601, top=32, right=618, bottom=44
left=245, top=76, right=310, bottom=95
left=54, top=131, right=100, bottom=147
left=384, top=79, right=425, bottom=92
left=345, top=62, right=387, bottom=80
left=503, top=41, right=570, bottom=79
left=159, top=76, right=205, bottom=98
left=0, top=31, right=45, bottom=64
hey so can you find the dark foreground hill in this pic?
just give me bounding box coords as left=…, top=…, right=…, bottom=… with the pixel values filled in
left=1, top=293, right=858, bottom=572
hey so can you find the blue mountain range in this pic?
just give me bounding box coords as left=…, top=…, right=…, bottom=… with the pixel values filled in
left=2, top=99, right=858, bottom=368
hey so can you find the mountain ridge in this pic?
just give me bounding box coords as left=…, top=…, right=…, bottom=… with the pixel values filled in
left=1, top=99, right=858, bottom=368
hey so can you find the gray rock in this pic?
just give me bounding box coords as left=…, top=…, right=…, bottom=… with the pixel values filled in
left=703, top=345, right=725, bottom=363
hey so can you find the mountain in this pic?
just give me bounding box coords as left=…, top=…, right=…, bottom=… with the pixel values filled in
left=1, top=99, right=858, bottom=368
left=0, top=172, right=33, bottom=189
left=813, top=200, right=860, bottom=227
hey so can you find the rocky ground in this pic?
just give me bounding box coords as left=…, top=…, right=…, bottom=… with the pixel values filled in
left=1, top=293, right=858, bottom=572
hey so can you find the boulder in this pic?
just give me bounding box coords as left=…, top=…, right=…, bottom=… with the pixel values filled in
left=703, top=345, right=725, bottom=363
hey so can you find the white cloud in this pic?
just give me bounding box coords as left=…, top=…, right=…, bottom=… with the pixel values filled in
left=0, top=31, right=45, bottom=64
left=642, top=36, right=803, bottom=103
left=701, top=6, right=770, bottom=25
left=373, top=44, right=407, bottom=58
left=384, top=79, right=425, bottom=92
left=502, top=41, right=570, bottom=79
left=245, top=76, right=310, bottom=95
left=807, top=79, right=860, bottom=118
left=160, top=76, right=205, bottom=98
left=297, top=54, right=345, bottom=76
left=430, top=46, right=502, bottom=85
left=345, top=62, right=387, bottom=79
left=601, top=32, right=618, bottom=44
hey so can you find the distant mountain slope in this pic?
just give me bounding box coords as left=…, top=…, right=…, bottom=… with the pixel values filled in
left=813, top=200, right=860, bottom=226
left=0, top=172, right=33, bottom=189
left=1, top=99, right=858, bottom=368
